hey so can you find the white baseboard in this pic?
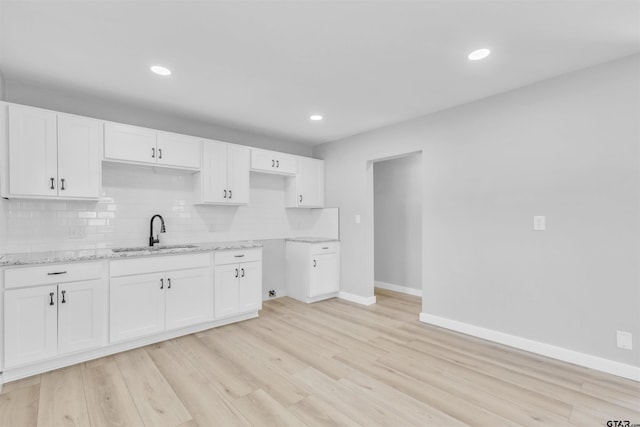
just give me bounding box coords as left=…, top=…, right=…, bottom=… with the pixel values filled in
left=419, top=313, right=640, bottom=382
left=338, top=291, right=377, bottom=306
left=374, top=281, right=422, bottom=297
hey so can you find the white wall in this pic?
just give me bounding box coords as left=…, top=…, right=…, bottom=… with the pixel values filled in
left=374, top=154, right=422, bottom=290
left=4, top=80, right=311, bottom=157
left=314, top=54, right=640, bottom=368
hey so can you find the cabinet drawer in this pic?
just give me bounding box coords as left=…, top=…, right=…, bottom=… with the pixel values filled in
left=310, top=242, right=339, bottom=255
left=215, top=248, right=262, bottom=266
left=4, top=261, right=106, bottom=289
left=110, top=253, right=211, bottom=277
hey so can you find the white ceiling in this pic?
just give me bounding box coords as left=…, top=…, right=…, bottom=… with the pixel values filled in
left=1, top=1, right=639, bottom=145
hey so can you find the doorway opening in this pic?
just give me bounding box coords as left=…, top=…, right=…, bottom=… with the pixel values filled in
left=372, top=152, right=423, bottom=299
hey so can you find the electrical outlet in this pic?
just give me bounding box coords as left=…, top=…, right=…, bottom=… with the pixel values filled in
left=533, top=215, right=546, bottom=231
left=617, top=331, right=633, bottom=350
left=268, top=290, right=276, bottom=298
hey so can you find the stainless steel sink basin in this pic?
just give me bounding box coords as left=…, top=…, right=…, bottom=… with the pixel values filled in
left=112, top=244, right=198, bottom=253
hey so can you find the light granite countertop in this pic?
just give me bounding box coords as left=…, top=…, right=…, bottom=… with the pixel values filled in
left=0, top=241, right=262, bottom=267
left=285, top=237, right=340, bottom=244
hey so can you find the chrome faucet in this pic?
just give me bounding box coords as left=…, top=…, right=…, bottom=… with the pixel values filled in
left=149, top=214, right=166, bottom=247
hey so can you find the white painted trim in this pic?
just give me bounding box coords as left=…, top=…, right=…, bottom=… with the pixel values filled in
left=419, top=313, right=640, bottom=382
left=338, top=291, right=376, bottom=306
left=374, top=281, right=422, bottom=297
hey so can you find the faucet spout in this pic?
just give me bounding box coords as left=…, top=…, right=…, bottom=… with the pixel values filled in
left=149, top=214, right=166, bottom=247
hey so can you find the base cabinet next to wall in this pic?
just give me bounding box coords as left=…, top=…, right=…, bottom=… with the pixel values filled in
left=3, top=261, right=108, bottom=368
left=286, top=240, right=340, bottom=303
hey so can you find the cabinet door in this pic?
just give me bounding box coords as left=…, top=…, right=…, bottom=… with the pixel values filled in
left=104, top=122, right=157, bottom=164
left=58, top=279, right=107, bottom=355
left=227, top=144, right=250, bottom=205
left=156, top=131, right=200, bottom=169
left=57, top=114, right=103, bottom=199
left=110, top=272, right=165, bottom=342
left=8, top=105, right=58, bottom=197
left=4, top=285, right=58, bottom=368
left=309, top=253, right=339, bottom=297
left=214, top=264, right=240, bottom=319
left=273, top=153, right=297, bottom=175
left=238, top=261, right=262, bottom=313
left=250, top=148, right=296, bottom=175
left=201, top=140, right=229, bottom=204
left=297, top=157, right=325, bottom=208
left=165, top=267, right=213, bottom=330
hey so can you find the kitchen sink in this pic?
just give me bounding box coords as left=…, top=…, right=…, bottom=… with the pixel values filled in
left=112, top=244, right=199, bottom=253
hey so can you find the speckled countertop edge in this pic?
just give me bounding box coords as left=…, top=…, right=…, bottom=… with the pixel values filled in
left=285, top=237, right=340, bottom=244
left=0, top=241, right=263, bottom=267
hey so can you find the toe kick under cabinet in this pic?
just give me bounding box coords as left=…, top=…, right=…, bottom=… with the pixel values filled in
left=286, top=240, right=340, bottom=303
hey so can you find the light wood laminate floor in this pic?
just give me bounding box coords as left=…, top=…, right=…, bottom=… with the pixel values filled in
left=1, top=288, right=639, bottom=426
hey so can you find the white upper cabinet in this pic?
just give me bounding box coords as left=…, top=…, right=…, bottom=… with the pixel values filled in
left=250, top=148, right=297, bottom=175
left=104, top=122, right=156, bottom=164
left=4, top=104, right=103, bottom=199
left=104, top=123, right=199, bottom=170
left=156, top=131, right=200, bottom=169
left=57, top=114, right=103, bottom=198
left=286, top=156, right=325, bottom=208
left=196, top=140, right=250, bottom=205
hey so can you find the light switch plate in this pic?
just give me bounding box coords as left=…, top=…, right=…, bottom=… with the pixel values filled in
left=617, top=331, right=633, bottom=350
left=355, top=214, right=361, bottom=224
left=533, top=216, right=546, bottom=231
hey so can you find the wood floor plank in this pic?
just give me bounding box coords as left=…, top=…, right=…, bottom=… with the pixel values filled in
left=232, top=389, right=309, bottom=427
left=114, top=348, right=192, bottom=427
left=81, top=359, right=144, bottom=427
left=0, top=384, right=40, bottom=427
left=145, top=340, right=251, bottom=427
left=36, top=366, right=89, bottom=427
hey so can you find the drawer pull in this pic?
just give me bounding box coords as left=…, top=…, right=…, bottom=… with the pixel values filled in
left=47, top=271, right=67, bottom=276
left=322, top=247, right=329, bottom=249
left=234, top=254, right=245, bottom=258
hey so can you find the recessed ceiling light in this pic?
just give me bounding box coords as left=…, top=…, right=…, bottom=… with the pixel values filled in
left=310, top=115, right=323, bottom=121
left=468, top=48, right=491, bottom=61
left=150, top=65, right=172, bottom=76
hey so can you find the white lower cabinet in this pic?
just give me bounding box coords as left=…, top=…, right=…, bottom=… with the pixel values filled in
left=286, top=240, right=340, bottom=303
left=4, top=278, right=107, bottom=368
left=214, top=248, right=262, bottom=319
left=109, top=254, right=213, bottom=343
left=110, top=272, right=166, bottom=342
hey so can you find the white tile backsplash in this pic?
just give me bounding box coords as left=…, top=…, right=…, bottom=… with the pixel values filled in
left=0, top=164, right=338, bottom=254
